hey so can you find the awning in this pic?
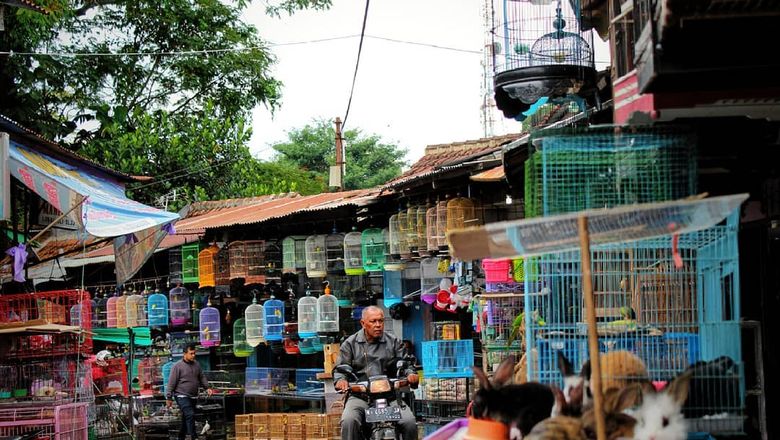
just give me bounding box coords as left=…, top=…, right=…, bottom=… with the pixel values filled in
left=470, top=165, right=506, bottom=182
left=7, top=140, right=179, bottom=284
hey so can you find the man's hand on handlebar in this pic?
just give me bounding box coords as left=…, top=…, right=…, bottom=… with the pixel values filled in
left=335, top=379, right=349, bottom=392
left=407, top=373, right=419, bottom=386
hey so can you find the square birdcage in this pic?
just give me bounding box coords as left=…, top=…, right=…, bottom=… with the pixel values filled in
left=181, top=243, right=201, bottom=284
left=245, top=368, right=291, bottom=395
left=282, top=236, right=307, bottom=273
left=214, top=245, right=231, bottom=287
left=325, top=233, right=345, bottom=274
left=475, top=293, right=524, bottom=351
left=524, top=125, right=697, bottom=218
left=422, top=340, right=474, bottom=378
left=168, top=247, right=183, bottom=285
left=229, top=240, right=267, bottom=285
left=522, top=213, right=744, bottom=432
left=263, top=239, right=282, bottom=282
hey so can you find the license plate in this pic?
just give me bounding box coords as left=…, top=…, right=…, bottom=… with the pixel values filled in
left=365, top=406, right=402, bottom=422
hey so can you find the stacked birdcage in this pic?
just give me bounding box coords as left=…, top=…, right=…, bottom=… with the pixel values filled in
left=263, top=239, right=282, bottom=283
left=229, top=240, right=267, bottom=285
left=137, top=356, right=165, bottom=396
left=282, top=236, right=307, bottom=274
left=0, top=290, right=93, bottom=358
left=475, top=294, right=524, bottom=374
left=215, top=245, right=231, bottom=288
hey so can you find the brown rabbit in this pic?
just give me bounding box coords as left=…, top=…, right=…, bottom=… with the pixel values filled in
left=526, top=416, right=587, bottom=440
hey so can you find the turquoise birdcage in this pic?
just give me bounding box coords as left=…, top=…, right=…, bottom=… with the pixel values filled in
left=297, top=288, right=318, bottom=338
left=181, top=244, right=200, bottom=284
left=148, top=290, right=169, bottom=327
left=383, top=270, right=403, bottom=308
left=282, top=236, right=307, bottom=274
left=233, top=318, right=253, bottom=357
left=199, top=300, right=221, bottom=347
left=169, top=286, right=190, bottom=326
left=245, top=295, right=265, bottom=347
left=162, top=359, right=175, bottom=395
left=361, top=228, right=386, bottom=272
left=263, top=296, right=285, bottom=342
left=326, top=233, right=346, bottom=274
left=317, top=285, right=339, bottom=333
left=344, top=231, right=366, bottom=275
left=305, top=235, right=328, bottom=278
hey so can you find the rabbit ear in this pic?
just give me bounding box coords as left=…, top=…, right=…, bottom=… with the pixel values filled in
left=580, top=359, right=592, bottom=379
left=666, top=370, right=693, bottom=406
left=473, top=366, right=492, bottom=391
left=493, top=355, right=516, bottom=387
left=557, top=350, right=574, bottom=377
left=609, top=383, right=644, bottom=413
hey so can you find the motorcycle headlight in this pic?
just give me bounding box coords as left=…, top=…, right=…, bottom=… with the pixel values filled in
left=369, top=377, right=391, bottom=393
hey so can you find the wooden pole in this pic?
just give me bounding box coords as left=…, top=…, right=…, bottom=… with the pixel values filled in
left=334, top=117, right=344, bottom=192
left=578, top=215, right=606, bottom=440
left=27, top=196, right=88, bottom=245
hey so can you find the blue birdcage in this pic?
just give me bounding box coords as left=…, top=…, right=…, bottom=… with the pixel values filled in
left=169, top=286, right=190, bottom=326
left=245, top=295, right=265, bottom=347
left=523, top=212, right=744, bottom=434
left=148, top=289, right=169, bottom=327
left=199, top=300, right=221, bottom=347
left=233, top=318, right=253, bottom=357
left=383, top=270, right=403, bottom=308
left=263, top=296, right=285, bottom=342
left=161, top=359, right=175, bottom=396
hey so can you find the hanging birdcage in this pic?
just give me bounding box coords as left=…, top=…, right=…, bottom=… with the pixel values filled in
left=169, top=247, right=183, bottom=285
left=198, top=245, right=220, bottom=288
left=69, top=301, right=84, bottom=327
left=383, top=228, right=406, bottom=272
left=94, top=292, right=108, bottom=328
left=169, top=286, right=190, bottom=326
left=263, top=296, right=285, bottom=342
left=344, top=231, right=366, bottom=275
left=305, top=235, right=328, bottom=278
left=388, top=215, right=403, bottom=259
left=229, top=240, right=267, bottom=285
left=282, top=236, right=307, bottom=274
left=406, top=205, right=420, bottom=256
left=397, top=209, right=413, bottom=260
left=298, top=287, right=318, bottom=338
left=383, top=270, right=403, bottom=308
left=447, top=197, right=479, bottom=231
left=245, top=295, right=265, bottom=347
left=106, top=294, right=118, bottom=328
left=416, top=205, right=429, bottom=257
left=116, top=291, right=128, bottom=329
left=283, top=323, right=300, bottom=355
left=148, top=289, right=168, bottom=327
left=181, top=244, right=200, bottom=284
left=425, top=205, right=438, bottom=255
left=161, top=359, right=175, bottom=396
left=199, top=300, right=221, bottom=347
left=233, top=318, right=253, bottom=357
left=435, top=200, right=449, bottom=251
left=492, top=0, right=597, bottom=120
left=126, top=290, right=146, bottom=328
left=326, top=233, right=345, bottom=274
left=317, top=283, right=339, bottom=333
left=264, top=239, right=282, bottom=282
left=420, top=258, right=443, bottom=301
left=361, top=228, right=386, bottom=272
left=215, top=245, right=231, bottom=288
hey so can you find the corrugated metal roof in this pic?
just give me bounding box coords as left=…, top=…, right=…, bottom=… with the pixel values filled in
left=470, top=165, right=506, bottom=182
left=174, top=189, right=378, bottom=230
left=0, top=113, right=137, bottom=182
left=1, top=0, right=49, bottom=14
left=383, top=133, right=520, bottom=190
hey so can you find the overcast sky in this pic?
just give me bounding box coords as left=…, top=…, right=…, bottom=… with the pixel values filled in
left=242, top=1, right=609, bottom=165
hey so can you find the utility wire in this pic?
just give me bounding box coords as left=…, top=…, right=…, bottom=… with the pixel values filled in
left=341, top=0, right=370, bottom=131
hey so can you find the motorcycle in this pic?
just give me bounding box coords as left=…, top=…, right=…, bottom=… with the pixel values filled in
left=334, top=357, right=416, bottom=440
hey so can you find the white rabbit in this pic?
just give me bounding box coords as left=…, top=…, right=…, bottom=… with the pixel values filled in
left=632, top=370, right=692, bottom=440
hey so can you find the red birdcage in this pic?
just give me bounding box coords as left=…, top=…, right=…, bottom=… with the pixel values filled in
left=92, top=358, right=128, bottom=397
left=229, top=240, right=267, bottom=285
left=0, top=290, right=92, bottom=358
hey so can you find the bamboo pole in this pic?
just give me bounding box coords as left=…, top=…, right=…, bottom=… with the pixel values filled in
left=28, top=196, right=89, bottom=244
left=578, top=215, right=606, bottom=440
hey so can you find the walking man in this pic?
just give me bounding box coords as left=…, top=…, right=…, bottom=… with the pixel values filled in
left=166, top=343, right=213, bottom=440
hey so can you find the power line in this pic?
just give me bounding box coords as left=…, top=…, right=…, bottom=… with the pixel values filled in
left=341, top=0, right=370, bottom=131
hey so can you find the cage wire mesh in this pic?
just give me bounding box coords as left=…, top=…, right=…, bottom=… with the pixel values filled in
left=168, top=247, right=183, bottom=285
left=524, top=126, right=697, bottom=218
left=181, top=243, right=200, bottom=284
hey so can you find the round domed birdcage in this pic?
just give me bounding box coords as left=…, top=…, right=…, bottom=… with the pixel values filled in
left=492, top=0, right=597, bottom=119
left=245, top=294, right=265, bottom=347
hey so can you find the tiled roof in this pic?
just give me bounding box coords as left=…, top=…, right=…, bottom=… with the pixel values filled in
left=0, top=113, right=137, bottom=182
left=0, top=237, right=105, bottom=279
left=383, top=133, right=520, bottom=190
left=174, top=189, right=378, bottom=231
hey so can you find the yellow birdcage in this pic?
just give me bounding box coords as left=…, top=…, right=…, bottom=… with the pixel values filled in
left=425, top=205, right=438, bottom=255
left=435, top=199, right=449, bottom=251
left=415, top=205, right=428, bottom=257
left=198, top=244, right=220, bottom=287
left=447, top=197, right=479, bottom=231
left=406, top=205, right=420, bottom=256
left=397, top=209, right=411, bottom=259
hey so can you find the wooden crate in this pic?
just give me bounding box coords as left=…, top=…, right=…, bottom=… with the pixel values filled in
left=285, top=414, right=305, bottom=439
left=267, top=414, right=286, bottom=440
left=303, top=414, right=329, bottom=439
left=251, top=413, right=269, bottom=440
left=327, top=414, right=341, bottom=439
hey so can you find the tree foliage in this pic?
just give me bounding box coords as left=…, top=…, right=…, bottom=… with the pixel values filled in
left=0, top=0, right=331, bottom=206
left=273, top=119, right=407, bottom=190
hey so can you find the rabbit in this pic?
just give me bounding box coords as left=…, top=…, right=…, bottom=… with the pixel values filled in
left=680, top=356, right=739, bottom=418
left=632, top=370, right=693, bottom=440
left=525, top=416, right=586, bottom=440
left=471, top=356, right=556, bottom=439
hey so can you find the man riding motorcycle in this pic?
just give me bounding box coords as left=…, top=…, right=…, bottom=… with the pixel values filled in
left=334, top=306, right=419, bottom=440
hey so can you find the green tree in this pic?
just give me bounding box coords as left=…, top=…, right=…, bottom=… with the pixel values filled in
left=273, top=119, right=407, bottom=190
left=0, top=0, right=331, bottom=205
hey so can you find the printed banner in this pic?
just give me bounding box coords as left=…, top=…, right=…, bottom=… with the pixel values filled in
left=1, top=133, right=9, bottom=221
